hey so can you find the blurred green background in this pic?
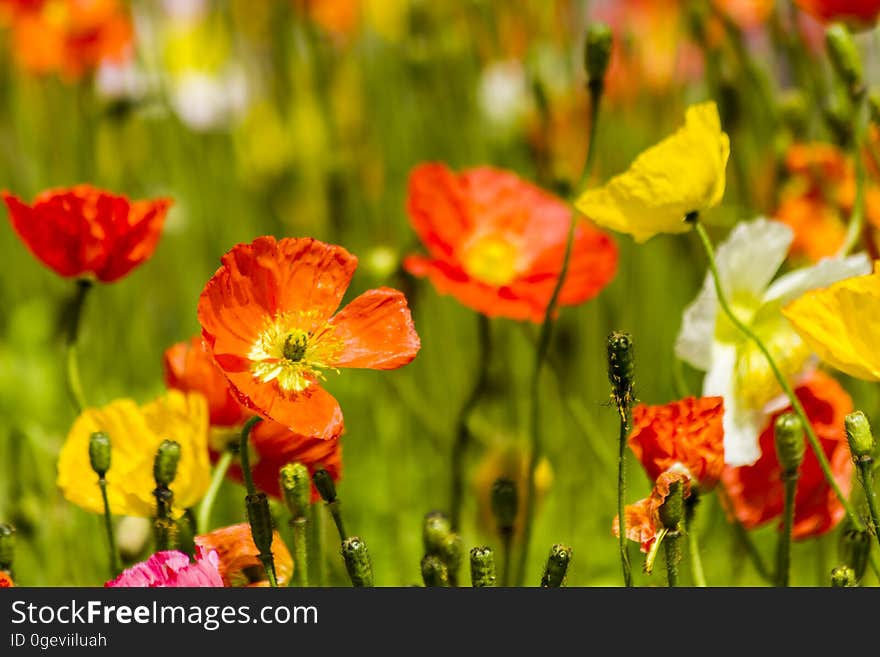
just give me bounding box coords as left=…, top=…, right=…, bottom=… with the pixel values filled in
left=1, top=0, right=878, bottom=586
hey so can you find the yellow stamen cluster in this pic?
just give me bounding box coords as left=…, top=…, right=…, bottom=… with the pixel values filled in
left=461, top=233, right=521, bottom=287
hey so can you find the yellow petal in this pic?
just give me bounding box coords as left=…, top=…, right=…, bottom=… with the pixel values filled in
left=782, top=267, right=880, bottom=381
left=575, top=101, right=730, bottom=243
left=57, top=391, right=211, bottom=517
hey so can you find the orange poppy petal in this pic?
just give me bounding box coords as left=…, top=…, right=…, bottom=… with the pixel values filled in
left=407, top=163, right=474, bottom=261
left=99, top=197, right=171, bottom=282
left=328, top=288, right=421, bottom=369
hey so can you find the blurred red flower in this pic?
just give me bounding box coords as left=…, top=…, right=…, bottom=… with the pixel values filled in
left=3, top=185, right=170, bottom=283
left=721, top=371, right=854, bottom=539
left=0, top=571, right=13, bottom=587
left=629, top=396, right=725, bottom=491
left=0, top=0, right=133, bottom=79
left=198, top=236, right=420, bottom=438
left=613, top=471, right=692, bottom=553
left=794, top=0, right=880, bottom=26
left=404, top=163, right=617, bottom=322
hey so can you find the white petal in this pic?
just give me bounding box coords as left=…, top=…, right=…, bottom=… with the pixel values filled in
left=762, top=252, right=871, bottom=306
left=703, top=343, right=764, bottom=467
left=675, top=278, right=716, bottom=371
left=713, top=218, right=792, bottom=301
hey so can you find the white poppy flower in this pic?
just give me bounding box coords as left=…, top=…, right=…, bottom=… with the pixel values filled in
left=675, top=218, right=870, bottom=466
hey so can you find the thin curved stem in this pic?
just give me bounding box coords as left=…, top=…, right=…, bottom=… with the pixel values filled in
left=197, top=449, right=234, bottom=533
left=837, top=126, right=866, bottom=257
left=692, top=220, right=864, bottom=531
left=238, top=416, right=262, bottom=497
left=856, top=460, right=880, bottom=551
left=776, top=472, right=799, bottom=587
left=617, top=408, right=633, bottom=587
left=98, top=477, right=120, bottom=577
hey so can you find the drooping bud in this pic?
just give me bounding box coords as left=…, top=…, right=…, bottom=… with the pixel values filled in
left=280, top=462, right=311, bottom=520
left=490, top=478, right=518, bottom=533
left=0, top=524, right=15, bottom=571
left=584, top=22, right=613, bottom=90
left=607, top=331, right=635, bottom=419
left=838, top=525, right=871, bottom=582
left=845, top=411, right=875, bottom=461
left=153, top=440, right=181, bottom=487
left=422, top=511, right=451, bottom=555
left=831, top=565, right=857, bottom=587
left=421, top=554, right=450, bottom=587
left=88, top=431, right=111, bottom=477
left=540, top=544, right=572, bottom=587
left=245, top=493, right=275, bottom=558
left=658, top=479, right=685, bottom=531
left=440, top=533, right=464, bottom=583
left=826, top=23, right=864, bottom=98
left=470, top=547, right=496, bottom=587
left=312, top=468, right=337, bottom=504
left=341, top=537, right=374, bottom=587
left=774, top=413, right=805, bottom=475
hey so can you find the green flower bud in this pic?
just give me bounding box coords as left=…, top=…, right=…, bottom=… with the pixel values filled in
left=541, top=544, right=572, bottom=587
left=826, top=23, right=864, bottom=98
left=88, top=431, right=111, bottom=477
left=839, top=525, right=871, bottom=582
left=607, top=331, right=635, bottom=417
left=0, top=523, right=15, bottom=571
left=421, top=554, right=450, bottom=587
left=774, top=413, right=805, bottom=475
left=584, top=22, right=613, bottom=88
left=845, top=411, right=875, bottom=461
left=490, top=478, right=518, bottom=532
left=152, top=440, right=181, bottom=487
left=245, top=492, right=275, bottom=557
left=341, top=537, right=373, bottom=587
left=312, top=468, right=337, bottom=504
left=422, top=511, right=451, bottom=555
left=469, top=547, right=496, bottom=587
left=440, top=532, right=464, bottom=581
left=831, top=565, right=857, bottom=587
left=658, top=479, right=685, bottom=531
left=280, top=462, right=311, bottom=520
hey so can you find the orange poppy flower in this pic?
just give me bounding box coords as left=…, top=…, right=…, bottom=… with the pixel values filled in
left=0, top=571, right=13, bottom=587
left=721, top=371, right=853, bottom=539
left=194, top=523, right=293, bottom=587
left=629, top=396, right=725, bottom=491
left=794, top=0, right=880, bottom=26
left=0, top=0, right=133, bottom=79
left=714, top=0, right=775, bottom=29
left=613, top=471, right=692, bottom=553
left=404, top=163, right=618, bottom=322
left=3, top=185, right=171, bottom=283
left=164, top=336, right=248, bottom=428
left=198, top=236, right=420, bottom=438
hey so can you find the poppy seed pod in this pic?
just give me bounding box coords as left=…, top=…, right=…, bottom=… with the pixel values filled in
left=470, top=547, right=496, bottom=587
left=584, top=22, right=613, bottom=88
left=341, top=537, right=373, bottom=587
left=845, top=411, right=875, bottom=460
left=153, top=440, right=181, bottom=487
left=88, top=431, right=111, bottom=478
left=312, top=468, right=337, bottom=504
left=540, top=544, right=572, bottom=587
left=422, top=511, right=451, bottom=555
left=606, top=331, right=635, bottom=417
left=280, top=462, right=311, bottom=520
left=774, top=413, right=805, bottom=475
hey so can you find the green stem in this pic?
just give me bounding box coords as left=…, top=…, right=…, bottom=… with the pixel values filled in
left=776, top=471, right=799, bottom=587
left=664, top=532, right=682, bottom=587
left=196, top=449, right=234, bottom=533
left=327, top=501, right=346, bottom=542
left=98, top=477, right=120, bottom=577
left=692, top=220, right=864, bottom=531
left=64, top=279, right=92, bottom=414
left=311, top=503, right=325, bottom=586
left=685, top=496, right=706, bottom=587
left=515, top=76, right=604, bottom=588
left=291, top=518, right=309, bottom=587
left=500, top=528, right=513, bottom=587
left=617, top=408, right=633, bottom=587
left=238, top=416, right=262, bottom=497
left=837, top=113, right=867, bottom=257
left=450, top=314, right=491, bottom=530
left=725, top=502, right=774, bottom=584
left=856, top=460, right=880, bottom=552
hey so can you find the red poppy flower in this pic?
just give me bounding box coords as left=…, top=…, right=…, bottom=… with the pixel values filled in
left=194, top=523, right=293, bottom=587
left=629, top=396, right=725, bottom=491
left=613, top=471, right=692, bottom=553
left=3, top=185, right=171, bottom=282
left=198, top=236, right=420, bottom=438
left=404, top=163, right=618, bottom=322
left=0, top=0, right=133, bottom=79
left=794, top=0, right=880, bottom=26
left=721, top=371, right=853, bottom=539
left=164, top=336, right=248, bottom=428
left=0, top=571, right=13, bottom=587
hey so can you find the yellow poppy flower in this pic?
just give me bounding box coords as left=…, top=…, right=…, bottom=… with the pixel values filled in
left=57, top=390, right=211, bottom=517
left=782, top=264, right=880, bottom=381
left=575, top=101, right=730, bottom=243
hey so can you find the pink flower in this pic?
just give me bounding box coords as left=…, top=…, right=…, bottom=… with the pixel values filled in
left=105, top=547, right=224, bottom=587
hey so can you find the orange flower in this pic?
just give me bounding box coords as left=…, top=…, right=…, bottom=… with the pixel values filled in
left=613, top=472, right=692, bottom=553
left=3, top=185, right=171, bottom=283
left=198, top=236, right=420, bottom=438
left=629, top=396, right=725, bottom=491
left=714, top=0, right=775, bottom=29
left=794, top=0, right=880, bottom=26
left=194, top=523, right=293, bottom=587
left=0, top=0, right=133, bottom=79
left=0, top=571, right=13, bottom=587
left=164, top=336, right=248, bottom=428
left=721, top=371, right=853, bottom=539
left=404, top=163, right=618, bottom=322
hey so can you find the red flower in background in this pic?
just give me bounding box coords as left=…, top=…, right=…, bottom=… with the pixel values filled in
left=721, top=371, right=853, bottom=539
left=0, top=572, right=13, bottom=587
left=163, top=335, right=343, bottom=501
left=613, top=471, right=692, bottom=553
left=0, top=0, right=133, bottom=79
left=629, top=396, right=725, bottom=491
left=794, top=0, right=880, bottom=25
left=404, top=163, right=617, bottom=322
left=198, top=236, right=420, bottom=438
left=195, top=523, right=294, bottom=587
left=3, top=185, right=170, bottom=283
